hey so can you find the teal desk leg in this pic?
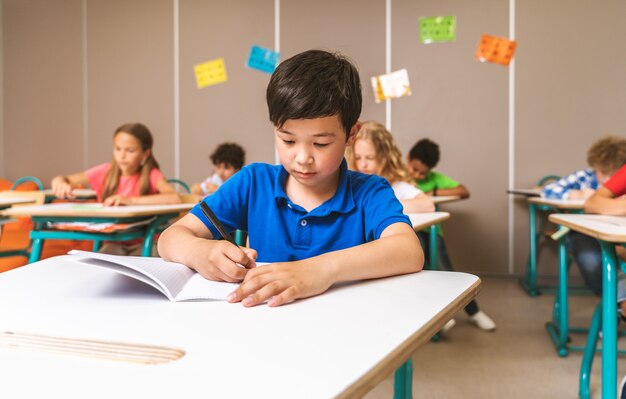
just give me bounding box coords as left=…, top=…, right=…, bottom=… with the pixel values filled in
left=92, top=240, right=102, bottom=252
left=429, top=224, right=438, bottom=271
left=599, top=241, right=618, bottom=399
left=546, top=232, right=570, bottom=356
left=579, top=304, right=602, bottom=399
left=28, top=238, right=43, bottom=264
left=141, top=214, right=176, bottom=257
left=393, top=359, right=413, bottom=399
left=520, top=202, right=539, bottom=296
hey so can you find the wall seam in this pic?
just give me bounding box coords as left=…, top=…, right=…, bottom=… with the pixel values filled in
left=508, top=0, right=516, bottom=275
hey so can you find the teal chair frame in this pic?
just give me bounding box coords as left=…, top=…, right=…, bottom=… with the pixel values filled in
left=167, top=178, right=191, bottom=194
left=10, top=176, right=44, bottom=191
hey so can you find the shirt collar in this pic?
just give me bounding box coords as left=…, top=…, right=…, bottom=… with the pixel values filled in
left=273, top=159, right=356, bottom=215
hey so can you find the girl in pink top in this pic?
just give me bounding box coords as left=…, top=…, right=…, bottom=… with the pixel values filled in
left=51, top=122, right=180, bottom=205
left=50, top=122, right=181, bottom=255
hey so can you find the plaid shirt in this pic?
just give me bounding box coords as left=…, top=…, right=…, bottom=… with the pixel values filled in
left=541, top=169, right=598, bottom=199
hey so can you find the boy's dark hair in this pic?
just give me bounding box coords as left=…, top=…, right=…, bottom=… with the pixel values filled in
left=210, top=142, right=246, bottom=170
left=408, top=138, right=440, bottom=169
left=266, top=49, right=362, bottom=138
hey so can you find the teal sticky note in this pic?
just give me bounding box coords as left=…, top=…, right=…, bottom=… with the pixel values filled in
left=246, top=45, right=280, bottom=74
left=420, top=16, right=456, bottom=44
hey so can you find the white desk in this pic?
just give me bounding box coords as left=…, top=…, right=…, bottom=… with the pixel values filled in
left=431, top=195, right=462, bottom=205
left=43, top=188, right=97, bottom=202
left=0, top=255, right=480, bottom=399
left=548, top=214, right=626, bottom=399
left=0, top=203, right=194, bottom=262
left=0, top=197, right=36, bottom=210
left=507, top=187, right=541, bottom=197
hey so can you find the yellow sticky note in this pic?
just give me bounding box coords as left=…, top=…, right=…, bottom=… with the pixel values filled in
left=194, top=58, right=227, bottom=88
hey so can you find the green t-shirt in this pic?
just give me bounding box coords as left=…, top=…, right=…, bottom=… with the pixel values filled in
left=415, top=171, right=459, bottom=192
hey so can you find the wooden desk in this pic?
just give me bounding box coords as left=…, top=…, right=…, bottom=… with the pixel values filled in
left=507, top=187, right=541, bottom=197
left=548, top=214, right=626, bottom=399
left=0, top=203, right=193, bottom=262
left=520, top=197, right=585, bottom=296
left=431, top=195, right=462, bottom=205
left=43, top=188, right=97, bottom=202
left=0, top=197, right=36, bottom=210
left=407, top=212, right=450, bottom=274
left=0, top=255, right=480, bottom=399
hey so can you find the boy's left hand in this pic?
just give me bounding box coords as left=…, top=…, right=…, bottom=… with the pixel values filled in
left=227, top=261, right=333, bottom=307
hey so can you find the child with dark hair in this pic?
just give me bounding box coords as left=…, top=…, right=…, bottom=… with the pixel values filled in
left=408, top=138, right=469, bottom=199
left=191, top=142, right=246, bottom=196
left=159, top=49, right=423, bottom=307
left=407, top=137, right=495, bottom=331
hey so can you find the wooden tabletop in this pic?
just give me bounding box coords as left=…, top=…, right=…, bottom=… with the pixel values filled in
left=431, top=195, right=462, bottom=205
left=0, top=197, right=36, bottom=209
left=507, top=188, right=541, bottom=197
left=548, top=214, right=626, bottom=243
left=43, top=188, right=97, bottom=199
left=0, top=202, right=194, bottom=218
left=407, top=211, right=450, bottom=231
left=528, top=197, right=585, bottom=210
left=0, top=255, right=480, bottom=398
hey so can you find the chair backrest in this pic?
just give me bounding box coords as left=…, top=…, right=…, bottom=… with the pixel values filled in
left=536, top=175, right=561, bottom=187
left=167, top=179, right=191, bottom=194
left=11, top=176, right=44, bottom=191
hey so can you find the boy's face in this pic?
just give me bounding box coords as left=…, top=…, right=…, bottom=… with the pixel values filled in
left=275, top=115, right=354, bottom=191
left=214, top=162, right=237, bottom=182
left=407, top=158, right=431, bottom=181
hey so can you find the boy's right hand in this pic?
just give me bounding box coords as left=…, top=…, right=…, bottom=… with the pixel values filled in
left=190, top=240, right=257, bottom=283
left=51, top=176, right=75, bottom=199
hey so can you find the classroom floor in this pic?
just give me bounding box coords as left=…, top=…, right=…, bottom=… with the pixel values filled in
left=364, top=276, right=626, bottom=399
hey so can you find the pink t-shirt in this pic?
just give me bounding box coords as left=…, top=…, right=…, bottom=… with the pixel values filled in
left=85, top=163, right=165, bottom=202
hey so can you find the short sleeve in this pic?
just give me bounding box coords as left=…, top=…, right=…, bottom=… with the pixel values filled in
left=361, top=178, right=412, bottom=239
left=149, top=168, right=166, bottom=193
left=432, top=172, right=460, bottom=189
left=84, top=163, right=111, bottom=201
left=604, top=164, right=626, bottom=197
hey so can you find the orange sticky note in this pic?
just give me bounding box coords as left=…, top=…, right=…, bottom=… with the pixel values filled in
left=475, top=34, right=517, bottom=66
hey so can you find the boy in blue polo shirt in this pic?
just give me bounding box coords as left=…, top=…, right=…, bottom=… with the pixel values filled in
left=158, top=49, right=423, bottom=307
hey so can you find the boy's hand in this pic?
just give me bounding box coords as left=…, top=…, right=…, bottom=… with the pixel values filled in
left=227, top=261, right=333, bottom=307
left=191, top=240, right=257, bottom=283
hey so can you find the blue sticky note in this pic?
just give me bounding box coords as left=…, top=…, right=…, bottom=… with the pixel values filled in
left=246, top=45, right=280, bottom=74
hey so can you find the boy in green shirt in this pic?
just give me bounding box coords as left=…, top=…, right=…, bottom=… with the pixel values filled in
left=407, top=138, right=495, bottom=332
left=407, top=138, right=469, bottom=199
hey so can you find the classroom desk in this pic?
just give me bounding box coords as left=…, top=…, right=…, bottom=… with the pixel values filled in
left=507, top=187, right=541, bottom=197
left=0, top=197, right=37, bottom=209
left=431, top=195, right=462, bottom=205
left=0, top=255, right=480, bottom=399
left=548, top=214, right=626, bottom=399
left=520, top=197, right=585, bottom=296
left=407, top=211, right=450, bottom=272
left=0, top=203, right=193, bottom=263
left=43, top=188, right=97, bottom=203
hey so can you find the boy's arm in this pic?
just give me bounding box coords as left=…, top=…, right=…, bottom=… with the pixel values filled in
left=584, top=186, right=626, bottom=216
left=435, top=184, right=469, bottom=199
left=400, top=194, right=435, bottom=213
left=157, top=213, right=257, bottom=282
left=227, top=222, right=423, bottom=307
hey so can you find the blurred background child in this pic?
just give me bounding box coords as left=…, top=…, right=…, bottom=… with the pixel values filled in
left=191, top=142, right=245, bottom=196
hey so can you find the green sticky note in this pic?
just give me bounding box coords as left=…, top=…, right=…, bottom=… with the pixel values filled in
left=420, top=16, right=456, bottom=44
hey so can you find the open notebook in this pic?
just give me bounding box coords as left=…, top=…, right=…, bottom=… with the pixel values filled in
left=67, top=250, right=239, bottom=302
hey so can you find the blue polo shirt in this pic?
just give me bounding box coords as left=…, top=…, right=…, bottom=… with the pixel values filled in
left=189, top=160, right=410, bottom=263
